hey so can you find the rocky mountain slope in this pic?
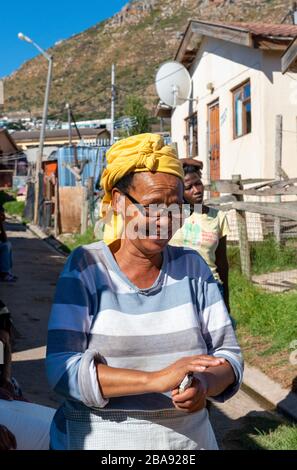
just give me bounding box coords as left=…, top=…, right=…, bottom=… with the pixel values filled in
left=3, top=0, right=294, bottom=119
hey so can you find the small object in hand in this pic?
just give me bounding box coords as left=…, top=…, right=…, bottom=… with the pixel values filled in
left=179, top=373, right=193, bottom=393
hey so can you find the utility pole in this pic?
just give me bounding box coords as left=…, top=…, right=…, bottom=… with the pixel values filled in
left=0, top=80, right=3, bottom=110
left=111, top=64, right=115, bottom=144
left=34, top=55, right=53, bottom=225
left=18, top=33, right=53, bottom=225
left=160, top=117, right=164, bottom=133
left=293, top=2, right=297, bottom=24
left=62, top=106, right=87, bottom=186
left=70, top=108, right=82, bottom=142
left=65, top=103, right=72, bottom=146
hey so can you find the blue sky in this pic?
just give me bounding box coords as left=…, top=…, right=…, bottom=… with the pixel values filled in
left=0, top=0, right=127, bottom=78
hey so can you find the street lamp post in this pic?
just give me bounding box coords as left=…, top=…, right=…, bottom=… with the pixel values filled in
left=18, top=33, right=53, bottom=225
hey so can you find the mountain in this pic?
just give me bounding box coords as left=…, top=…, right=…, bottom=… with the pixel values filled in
left=3, top=0, right=294, bottom=119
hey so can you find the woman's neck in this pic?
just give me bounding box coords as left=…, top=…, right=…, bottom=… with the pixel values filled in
left=110, top=239, right=163, bottom=289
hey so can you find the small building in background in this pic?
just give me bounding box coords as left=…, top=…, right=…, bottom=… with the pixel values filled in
left=167, top=20, right=297, bottom=181
left=11, top=127, right=110, bottom=150
left=0, top=128, right=27, bottom=188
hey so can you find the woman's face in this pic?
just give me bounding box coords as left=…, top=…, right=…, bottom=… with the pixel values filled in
left=184, top=172, right=204, bottom=205
left=113, top=172, right=184, bottom=255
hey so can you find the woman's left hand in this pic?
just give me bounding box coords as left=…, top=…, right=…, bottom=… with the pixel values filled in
left=171, top=375, right=208, bottom=413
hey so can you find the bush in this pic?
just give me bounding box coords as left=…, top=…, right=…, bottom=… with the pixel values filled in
left=0, top=190, right=16, bottom=206
left=63, top=226, right=97, bottom=251
left=3, top=201, right=25, bottom=218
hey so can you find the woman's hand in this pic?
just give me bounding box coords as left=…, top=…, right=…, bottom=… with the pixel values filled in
left=152, top=355, right=225, bottom=394
left=0, top=425, right=17, bottom=450
left=171, top=375, right=208, bottom=413
left=97, top=355, right=227, bottom=399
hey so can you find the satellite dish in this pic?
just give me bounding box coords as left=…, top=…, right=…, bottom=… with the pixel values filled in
left=155, top=61, right=192, bottom=108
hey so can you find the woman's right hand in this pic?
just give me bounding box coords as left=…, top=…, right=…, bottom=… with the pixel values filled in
left=152, top=355, right=226, bottom=394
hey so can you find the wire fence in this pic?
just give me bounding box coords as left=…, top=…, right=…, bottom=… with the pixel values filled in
left=205, top=176, right=297, bottom=293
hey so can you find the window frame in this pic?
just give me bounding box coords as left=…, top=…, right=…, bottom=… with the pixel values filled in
left=232, top=79, right=251, bottom=140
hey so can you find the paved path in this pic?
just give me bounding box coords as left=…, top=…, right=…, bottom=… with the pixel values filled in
left=0, top=218, right=65, bottom=408
left=0, top=219, right=284, bottom=449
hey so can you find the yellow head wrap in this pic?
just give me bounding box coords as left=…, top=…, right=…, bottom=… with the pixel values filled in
left=99, top=133, right=184, bottom=244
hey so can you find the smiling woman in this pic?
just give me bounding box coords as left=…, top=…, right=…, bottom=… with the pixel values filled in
left=46, top=133, right=243, bottom=450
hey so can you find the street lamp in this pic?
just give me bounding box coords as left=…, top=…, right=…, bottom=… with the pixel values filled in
left=18, top=32, right=53, bottom=225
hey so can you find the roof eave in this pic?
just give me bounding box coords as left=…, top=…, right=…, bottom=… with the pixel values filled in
left=281, top=36, right=297, bottom=73
left=175, top=20, right=252, bottom=67
left=155, top=101, right=172, bottom=118
left=175, top=20, right=294, bottom=68
left=0, top=128, right=19, bottom=153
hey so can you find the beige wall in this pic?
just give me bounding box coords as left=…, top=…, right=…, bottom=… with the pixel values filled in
left=262, top=51, right=297, bottom=178
left=171, top=36, right=297, bottom=182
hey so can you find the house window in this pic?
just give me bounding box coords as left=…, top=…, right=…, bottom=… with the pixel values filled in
left=184, top=113, right=198, bottom=158
left=232, top=80, right=251, bottom=138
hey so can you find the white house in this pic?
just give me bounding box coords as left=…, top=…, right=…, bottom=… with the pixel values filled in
left=163, top=21, right=297, bottom=182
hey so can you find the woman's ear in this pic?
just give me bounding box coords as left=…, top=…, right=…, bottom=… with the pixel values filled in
left=111, top=188, right=125, bottom=216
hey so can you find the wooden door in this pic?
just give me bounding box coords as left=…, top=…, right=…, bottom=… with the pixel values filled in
left=208, top=100, right=220, bottom=190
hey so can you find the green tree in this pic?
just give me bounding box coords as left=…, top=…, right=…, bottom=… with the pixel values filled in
left=123, top=95, right=151, bottom=135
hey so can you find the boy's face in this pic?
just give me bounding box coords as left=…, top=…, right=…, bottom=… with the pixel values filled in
left=184, top=172, right=204, bottom=205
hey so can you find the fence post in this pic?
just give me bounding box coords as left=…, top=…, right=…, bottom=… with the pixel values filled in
left=232, top=174, right=251, bottom=280
left=274, top=114, right=282, bottom=245
left=24, top=182, right=35, bottom=221
left=87, top=176, right=94, bottom=226
left=81, top=186, right=88, bottom=234
left=54, top=178, right=60, bottom=238
left=37, top=172, right=44, bottom=226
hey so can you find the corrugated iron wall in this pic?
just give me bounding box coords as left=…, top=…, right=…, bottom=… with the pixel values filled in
left=56, top=146, right=109, bottom=188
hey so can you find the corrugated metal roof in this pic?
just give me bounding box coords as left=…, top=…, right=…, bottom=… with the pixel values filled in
left=25, top=146, right=58, bottom=163
left=11, top=127, right=109, bottom=142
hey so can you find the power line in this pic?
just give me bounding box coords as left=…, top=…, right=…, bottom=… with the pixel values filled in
left=72, top=84, right=110, bottom=108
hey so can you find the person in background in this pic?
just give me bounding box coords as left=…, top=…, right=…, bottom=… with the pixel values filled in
left=0, top=301, right=17, bottom=450
left=0, top=299, right=55, bottom=450
left=170, top=158, right=230, bottom=313
left=0, top=206, right=17, bottom=283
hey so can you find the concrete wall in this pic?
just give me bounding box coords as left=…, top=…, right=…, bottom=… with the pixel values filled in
left=262, top=51, right=297, bottom=178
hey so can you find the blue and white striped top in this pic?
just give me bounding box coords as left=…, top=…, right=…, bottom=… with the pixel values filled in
left=46, top=241, right=243, bottom=449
